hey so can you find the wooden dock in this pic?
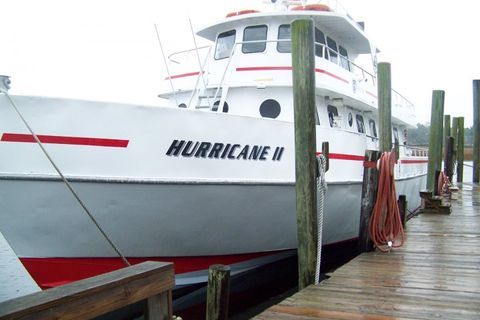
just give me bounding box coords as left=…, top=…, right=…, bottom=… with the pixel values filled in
left=0, top=232, right=40, bottom=303
left=255, top=183, right=480, bottom=319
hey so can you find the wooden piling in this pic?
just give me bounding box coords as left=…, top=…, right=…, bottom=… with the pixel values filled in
left=398, top=195, right=407, bottom=229
left=457, top=117, right=465, bottom=182
left=378, top=62, right=392, bottom=152
left=427, top=90, right=445, bottom=191
left=473, top=80, right=480, bottom=182
left=445, top=136, right=454, bottom=182
left=291, top=19, right=317, bottom=290
left=359, top=150, right=381, bottom=253
left=451, top=117, right=459, bottom=165
left=443, top=115, right=451, bottom=144
left=322, top=141, right=329, bottom=172
left=206, top=265, right=230, bottom=320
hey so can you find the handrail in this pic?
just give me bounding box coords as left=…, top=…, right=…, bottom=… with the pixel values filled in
left=167, top=37, right=413, bottom=114
left=0, top=261, right=175, bottom=320
left=168, top=45, right=211, bottom=64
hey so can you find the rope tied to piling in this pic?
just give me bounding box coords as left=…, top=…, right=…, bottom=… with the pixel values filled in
left=368, top=151, right=404, bottom=252
left=315, top=154, right=327, bottom=284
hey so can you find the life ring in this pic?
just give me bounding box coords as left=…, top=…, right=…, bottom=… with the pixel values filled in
left=290, top=4, right=331, bottom=12
left=226, top=9, right=259, bottom=18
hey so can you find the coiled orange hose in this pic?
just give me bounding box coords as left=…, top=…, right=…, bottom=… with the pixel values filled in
left=369, top=151, right=405, bottom=252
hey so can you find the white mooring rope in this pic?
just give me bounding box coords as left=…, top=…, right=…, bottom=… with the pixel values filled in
left=315, top=154, right=327, bottom=284
left=0, top=90, right=130, bottom=267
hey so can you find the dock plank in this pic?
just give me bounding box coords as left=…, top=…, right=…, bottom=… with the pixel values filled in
left=255, top=183, right=480, bottom=319
left=0, top=232, right=40, bottom=303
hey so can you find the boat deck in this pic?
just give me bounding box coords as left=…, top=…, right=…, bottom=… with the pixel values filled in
left=255, top=183, right=480, bottom=319
left=0, top=231, right=40, bottom=303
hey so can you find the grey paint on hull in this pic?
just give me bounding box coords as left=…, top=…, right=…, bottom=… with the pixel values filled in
left=0, top=175, right=425, bottom=258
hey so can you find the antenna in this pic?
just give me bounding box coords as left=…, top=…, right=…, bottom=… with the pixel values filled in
left=154, top=24, right=179, bottom=107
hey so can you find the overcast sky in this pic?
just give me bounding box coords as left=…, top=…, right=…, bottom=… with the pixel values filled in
left=1, top=0, right=479, bottom=126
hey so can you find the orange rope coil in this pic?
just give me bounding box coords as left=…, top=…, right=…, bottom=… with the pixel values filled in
left=369, top=151, right=405, bottom=252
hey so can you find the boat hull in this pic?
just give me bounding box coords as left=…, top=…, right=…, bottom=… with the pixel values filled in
left=0, top=174, right=425, bottom=288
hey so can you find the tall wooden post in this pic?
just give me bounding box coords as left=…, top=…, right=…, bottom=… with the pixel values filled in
left=292, top=19, right=317, bottom=290
left=445, top=136, right=454, bottom=182
left=427, top=90, right=445, bottom=190
left=206, top=265, right=230, bottom=320
left=452, top=117, right=459, bottom=162
left=378, top=62, right=392, bottom=152
left=457, top=117, right=465, bottom=182
left=444, top=115, right=451, bottom=142
left=473, top=80, right=480, bottom=182
left=359, top=150, right=381, bottom=252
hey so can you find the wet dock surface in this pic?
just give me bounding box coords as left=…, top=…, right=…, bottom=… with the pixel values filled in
left=0, top=232, right=40, bottom=303
left=255, top=183, right=480, bottom=319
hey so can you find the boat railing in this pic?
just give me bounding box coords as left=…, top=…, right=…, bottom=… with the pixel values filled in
left=167, top=38, right=414, bottom=116
left=400, top=144, right=429, bottom=157
left=168, top=45, right=211, bottom=64
left=313, top=41, right=376, bottom=84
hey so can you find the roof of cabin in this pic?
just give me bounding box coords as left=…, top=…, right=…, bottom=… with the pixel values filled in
left=197, top=11, right=373, bottom=54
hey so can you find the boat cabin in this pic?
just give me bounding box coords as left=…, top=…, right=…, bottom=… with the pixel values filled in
left=160, top=5, right=416, bottom=148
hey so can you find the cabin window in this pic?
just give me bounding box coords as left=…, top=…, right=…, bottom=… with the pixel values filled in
left=348, top=112, right=353, bottom=127
left=315, top=28, right=327, bottom=58
left=242, top=25, right=268, bottom=53
left=327, top=105, right=339, bottom=127
left=215, top=30, right=236, bottom=60
left=277, top=24, right=291, bottom=53
left=356, top=114, right=365, bottom=133
left=327, top=37, right=338, bottom=64
left=393, top=127, right=399, bottom=143
left=369, top=119, right=378, bottom=138
left=339, top=46, right=350, bottom=71
left=260, top=99, right=281, bottom=118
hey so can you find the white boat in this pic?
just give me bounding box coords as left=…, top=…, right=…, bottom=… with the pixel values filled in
left=0, top=0, right=427, bottom=289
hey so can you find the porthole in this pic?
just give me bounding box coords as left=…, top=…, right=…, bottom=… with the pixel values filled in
left=348, top=112, right=353, bottom=127
left=259, top=99, right=281, bottom=118
left=213, top=100, right=229, bottom=113
left=178, top=103, right=187, bottom=108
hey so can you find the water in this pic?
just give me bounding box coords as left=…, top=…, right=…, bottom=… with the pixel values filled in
left=459, top=161, right=474, bottom=183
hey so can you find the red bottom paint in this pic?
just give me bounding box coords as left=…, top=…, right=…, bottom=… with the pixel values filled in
left=20, top=252, right=276, bottom=289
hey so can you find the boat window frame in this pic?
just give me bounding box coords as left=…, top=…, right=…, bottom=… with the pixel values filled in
left=242, top=25, right=268, bottom=54
left=356, top=114, right=365, bottom=134
left=368, top=119, right=378, bottom=138
left=393, top=127, right=399, bottom=143
left=339, top=45, right=350, bottom=71
left=326, top=36, right=338, bottom=64
left=214, top=29, right=236, bottom=60
left=327, top=105, right=339, bottom=128
left=277, top=24, right=291, bottom=53
left=315, top=28, right=327, bottom=58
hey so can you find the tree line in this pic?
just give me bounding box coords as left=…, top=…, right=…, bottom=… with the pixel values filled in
left=407, top=123, right=474, bottom=146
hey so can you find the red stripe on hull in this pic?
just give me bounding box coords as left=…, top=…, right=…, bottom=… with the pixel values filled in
left=20, top=252, right=275, bottom=289
left=165, top=71, right=202, bottom=80
left=235, top=66, right=349, bottom=84
left=1, top=133, right=129, bottom=147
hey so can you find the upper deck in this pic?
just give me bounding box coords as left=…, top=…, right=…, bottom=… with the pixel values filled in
left=159, top=2, right=416, bottom=127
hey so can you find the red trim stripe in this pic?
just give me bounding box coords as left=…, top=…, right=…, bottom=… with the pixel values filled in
left=236, top=66, right=292, bottom=72
left=318, top=151, right=427, bottom=164
left=315, top=68, right=349, bottom=84
left=20, top=252, right=277, bottom=289
left=165, top=71, right=202, bottom=80
left=1, top=133, right=129, bottom=148
left=366, top=91, right=377, bottom=99
left=236, top=66, right=349, bottom=84
left=316, top=151, right=364, bottom=161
